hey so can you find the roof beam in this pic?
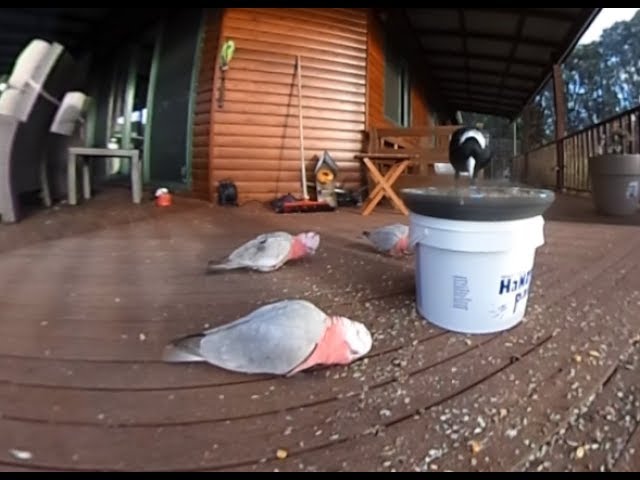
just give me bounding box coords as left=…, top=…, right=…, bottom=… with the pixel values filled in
left=0, top=45, right=26, bottom=56
left=463, top=8, right=577, bottom=23
left=446, top=93, right=522, bottom=108
left=417, top=28, right=558, bottom=49
left=440, top=85, right=527, bottom=102
left=450, top=103, right=522, bottom=116
left=423, top=49, right=548, bottom=68
left=13, top=8, right=108, bottom=23
left=431, top=64, right=537, bottom=84
left=453, top=102, right=514, bottom=118
left=0, top=30, right=80, bottom=47
left=442, top=79, right=529, bottom=96
left=0, top=10, right=90, bottom=34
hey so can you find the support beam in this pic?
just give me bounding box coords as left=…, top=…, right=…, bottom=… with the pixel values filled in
left=552, top=63, right=567, bottom=191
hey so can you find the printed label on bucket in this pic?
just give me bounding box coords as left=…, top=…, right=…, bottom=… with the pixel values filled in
left=499, top=269, right=533, bottom=313
left=626, top=181, right=639, bottom=200
left=453, top=275, right=471, bottom=310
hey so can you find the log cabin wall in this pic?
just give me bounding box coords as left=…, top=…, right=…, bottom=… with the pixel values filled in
left=193, top=8, right=442, bottom=204
left=208, top=8, right=368, bottom=204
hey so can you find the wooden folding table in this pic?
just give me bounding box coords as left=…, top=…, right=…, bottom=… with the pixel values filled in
left=355, top=152, right=419, bottom=216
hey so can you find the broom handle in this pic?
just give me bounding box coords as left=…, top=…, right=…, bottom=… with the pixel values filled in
left=296, top=55, right=309, bottom=200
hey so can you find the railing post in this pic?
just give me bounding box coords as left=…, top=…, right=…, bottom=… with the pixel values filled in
left=552, top=64, right=567, bottom=191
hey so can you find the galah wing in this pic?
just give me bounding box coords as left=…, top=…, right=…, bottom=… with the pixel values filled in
left=208, top=231, right=293, bottom=272
left=363, top=224, right=409, bottom=254
left=164, top=300, right=329, bottom=375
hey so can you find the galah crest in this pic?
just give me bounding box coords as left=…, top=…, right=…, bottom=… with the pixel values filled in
left=162, top=299, right=373, bottom=376
left=362, top=224, right=412, bottom=257
left=206, top=231, right=320, bottom=273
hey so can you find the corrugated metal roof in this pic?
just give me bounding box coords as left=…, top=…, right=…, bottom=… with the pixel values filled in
left=380, top=8, right=601, bottom=119
left=0, top=8, right=168, bottom=74
left=0, top=8, right=601, bottom=119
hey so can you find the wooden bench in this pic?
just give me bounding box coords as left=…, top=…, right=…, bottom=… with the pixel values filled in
left=355, top=126, right=460, bottom=215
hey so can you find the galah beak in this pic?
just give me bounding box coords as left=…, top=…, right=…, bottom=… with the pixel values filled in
left=299, top=232, right=320, bottom=254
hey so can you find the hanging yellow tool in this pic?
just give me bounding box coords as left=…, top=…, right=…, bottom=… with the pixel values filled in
left=217, top=39, right=235, bottom=108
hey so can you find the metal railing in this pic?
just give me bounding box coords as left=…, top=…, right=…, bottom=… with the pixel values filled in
left=513, top=105, right=640, bottom=192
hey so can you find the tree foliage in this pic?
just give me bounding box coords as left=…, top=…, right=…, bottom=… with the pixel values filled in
left=521, top=10, right=640, bottom=149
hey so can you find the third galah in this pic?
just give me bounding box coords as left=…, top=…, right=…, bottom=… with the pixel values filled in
left=206, top=231, right=320, bottom=273
left=362, top=223, right=412, bottom=257
left=162, top=299, right=373, bottom=376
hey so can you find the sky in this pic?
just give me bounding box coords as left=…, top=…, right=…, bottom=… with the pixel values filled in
left=578, top=8, right=639, bottom=44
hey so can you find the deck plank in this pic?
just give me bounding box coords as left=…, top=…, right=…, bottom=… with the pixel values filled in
left=1, top=189, right=639, bottom=471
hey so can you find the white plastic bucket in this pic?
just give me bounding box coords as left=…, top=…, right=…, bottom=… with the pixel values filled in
left=409, top=213, right=546, bottom=334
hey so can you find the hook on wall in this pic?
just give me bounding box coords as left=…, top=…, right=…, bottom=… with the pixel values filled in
left=217, top=39, right=235, bottom=109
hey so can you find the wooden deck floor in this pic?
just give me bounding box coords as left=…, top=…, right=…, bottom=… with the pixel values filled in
left=1, top=189, right=640, bottom=472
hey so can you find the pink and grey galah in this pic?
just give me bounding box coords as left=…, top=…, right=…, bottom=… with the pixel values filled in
left=162, top=299, right=373, bottom=376
left=206, top=231, right=320, bottom=273
left=362, top=223, right=412, bottom=257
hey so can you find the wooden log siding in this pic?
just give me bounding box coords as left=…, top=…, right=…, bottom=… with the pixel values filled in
left=191, top=9, right=223, bottom=201
left=207, top=8, right=368, bottom=204
left=192, top=8, right=438, bottom=204
left=366, top=11, right=388, bottom=129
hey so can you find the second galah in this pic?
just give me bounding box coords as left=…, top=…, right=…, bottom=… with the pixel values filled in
left=206, top=231, right=320, bottom=273
left=362, top=223, right=412, bottom=257
left=162, top=299, right=373, bottom=376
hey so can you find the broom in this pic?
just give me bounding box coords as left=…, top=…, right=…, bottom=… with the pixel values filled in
left=277, top=55, right=334, bottom=214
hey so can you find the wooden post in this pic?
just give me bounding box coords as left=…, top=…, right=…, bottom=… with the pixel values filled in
left=522, top=109, right=530, bottom=184
left=552, top=63, right=567, bottom=191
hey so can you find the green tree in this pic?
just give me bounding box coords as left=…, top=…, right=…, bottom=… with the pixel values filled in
left=563, top=10, right=640, bottom=132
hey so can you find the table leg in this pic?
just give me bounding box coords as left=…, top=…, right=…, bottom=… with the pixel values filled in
left=361, top=159, right=412, bottom=216
left=67, top=152, right=77, bottom=205
left=82, top=158, right=91, bottom=200
left=39, top=156, right=51, bottom=208
left=130, top=152, right=142, bottom=204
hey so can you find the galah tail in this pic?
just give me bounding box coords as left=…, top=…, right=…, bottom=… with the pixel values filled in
left=162, top=299, right=373, bottom=376
left=206, top=231, right=320, bottom=273
left=362, top=223, right=412, bottom=257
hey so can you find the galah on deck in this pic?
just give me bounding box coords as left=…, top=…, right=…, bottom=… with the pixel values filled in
left=162, top=299, right=373, bottom=376
left=362, top=224, right=412, bottom=257
left=206, top=231, right=320, bottom=273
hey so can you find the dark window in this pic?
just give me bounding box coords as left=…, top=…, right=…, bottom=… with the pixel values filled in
left=384, top=35, right=411, bottom=127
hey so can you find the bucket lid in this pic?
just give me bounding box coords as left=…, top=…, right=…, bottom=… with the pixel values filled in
left=401, top=185, right=556, bottom=221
